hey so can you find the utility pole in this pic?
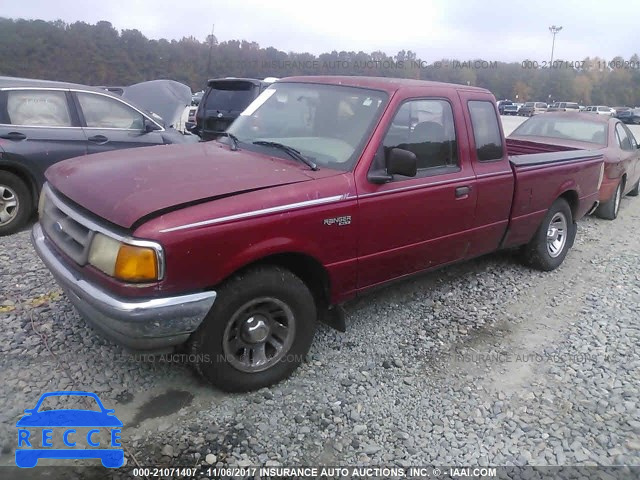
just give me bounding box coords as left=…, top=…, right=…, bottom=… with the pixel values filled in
left=206, top=23, right=215, bottom=77
left=549, top=25, right=563, bottom=66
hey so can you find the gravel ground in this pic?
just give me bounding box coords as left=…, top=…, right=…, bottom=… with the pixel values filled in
left=1, top=146, right=639, bottom=477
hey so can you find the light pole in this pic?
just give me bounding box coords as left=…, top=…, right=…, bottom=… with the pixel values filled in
left=206, top=23, right=215, bottom=75
left=549, top=25, right=563, bottom=67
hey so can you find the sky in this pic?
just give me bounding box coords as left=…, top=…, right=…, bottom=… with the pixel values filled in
left=3, top=0, right=637, bottom=63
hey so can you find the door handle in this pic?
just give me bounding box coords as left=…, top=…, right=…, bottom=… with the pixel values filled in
left=88, top=135, right=108, bottom=144
left=455, top=186, right=471, bottom=198
left=0, top=132, right=26, bottom=141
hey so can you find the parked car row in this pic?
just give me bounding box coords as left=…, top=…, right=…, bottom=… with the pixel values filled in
left=615, top=108, right=640, bottom=125
left=501, top=100, right=582, bottom=116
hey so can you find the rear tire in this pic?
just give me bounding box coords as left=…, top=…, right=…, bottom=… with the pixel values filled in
left=0, top=171, right=32, bottom=236
left=595, top=180, right=623, bottom=220
left=188, top=266, right=317, bottom=392
left=627, top=179, right=639, bottom=197
left=521, top=198, right=575, bottom=271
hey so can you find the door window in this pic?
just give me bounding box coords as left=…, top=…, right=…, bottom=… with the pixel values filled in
left=77, top=92, right=144, bottom=129
left=382, top=99, right=458, bottom=175
left=6, top=90, right=72, bottom=127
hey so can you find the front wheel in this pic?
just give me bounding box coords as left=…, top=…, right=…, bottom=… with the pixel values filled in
left=188, top=266, right=317, bottom=392
left=595, top=180, right=623, bottom=220
left=521, top=198, right=575, bottom=271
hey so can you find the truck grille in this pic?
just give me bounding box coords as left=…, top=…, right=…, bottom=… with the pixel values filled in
left=40, top=186, right=95, bottom=266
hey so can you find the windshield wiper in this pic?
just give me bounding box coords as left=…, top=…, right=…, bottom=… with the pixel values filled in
left=252, top=141, right=318, bottom=171
left=216, top=132, right=240, bottom=151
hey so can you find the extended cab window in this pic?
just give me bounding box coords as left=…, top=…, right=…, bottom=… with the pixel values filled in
left=77, top=92, right=144, bottom=129
left=382, top=99, right=458, bottom=172
left=6, top=90, right=72, bottom=127
left=468, top=101, right=503, bottom=161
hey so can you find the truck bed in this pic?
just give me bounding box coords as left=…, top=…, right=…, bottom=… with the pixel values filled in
left=502, top=147, right=604, bottom=248
left=506, top=137, right=578, bottom=156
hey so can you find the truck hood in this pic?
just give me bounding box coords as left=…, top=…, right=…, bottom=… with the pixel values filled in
left=45, top=143, right=315, bottom=228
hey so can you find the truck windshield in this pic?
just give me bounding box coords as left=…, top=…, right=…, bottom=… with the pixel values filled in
left=226, top=82, right=388, bottom=170
left=511, top=116, right=608, bottom=145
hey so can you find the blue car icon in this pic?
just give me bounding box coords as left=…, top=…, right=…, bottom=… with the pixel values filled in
left=16, top=391, right=124, bottom=468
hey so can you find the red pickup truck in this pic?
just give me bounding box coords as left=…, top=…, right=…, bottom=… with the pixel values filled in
left=32, top=76, right=604, bottom=392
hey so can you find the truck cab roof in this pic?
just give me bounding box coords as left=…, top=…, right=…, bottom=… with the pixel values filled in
left=279, top=75, right=491, bottom=95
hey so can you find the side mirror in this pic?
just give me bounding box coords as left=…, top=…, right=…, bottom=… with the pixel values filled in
left=143, top=118, right=160, bottom=133
left=387, top=148, right=417, bottom=177
left=368, top=147, right=417, bottom=184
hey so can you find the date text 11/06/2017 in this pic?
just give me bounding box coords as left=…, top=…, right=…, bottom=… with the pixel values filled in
left=522, top=59, right=640, bottom=70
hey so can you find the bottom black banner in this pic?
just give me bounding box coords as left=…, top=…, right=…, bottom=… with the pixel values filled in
left=0, top=465, right=637, bottom=480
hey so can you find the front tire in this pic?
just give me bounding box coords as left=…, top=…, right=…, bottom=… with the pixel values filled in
left=0, top=171, right=32, bottom=236
left=521, top=198, right=575, bottom=271
left=189, top=266, right=317, bottom=392
left=595, top=180, right=623, bottom=220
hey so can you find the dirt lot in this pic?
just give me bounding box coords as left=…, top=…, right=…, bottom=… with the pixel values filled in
left=0, top=116, right=639, bottom=477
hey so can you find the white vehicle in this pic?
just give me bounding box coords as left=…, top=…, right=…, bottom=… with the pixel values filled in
left=584, top=105, right=616, bottom=115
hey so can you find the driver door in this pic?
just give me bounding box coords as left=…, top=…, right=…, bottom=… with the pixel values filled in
left=73, top=91, right=164, bottom=154
left=356, top=97, right=477, bottom=288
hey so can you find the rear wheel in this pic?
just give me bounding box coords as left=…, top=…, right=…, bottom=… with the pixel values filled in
left=0, top=171, right=32, bottom=236
left=189, top=266, right=317, bottom=392
left=521, top=198, right=575, bottom=271
left=595, top=180, right=623, bottom=220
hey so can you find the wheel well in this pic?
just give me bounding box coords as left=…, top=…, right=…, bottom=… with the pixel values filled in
left=559, top=190, right=578, bottom=219
left=234, top=253, right=331, bottom=310
left=0, top=165, right=38, bottom=205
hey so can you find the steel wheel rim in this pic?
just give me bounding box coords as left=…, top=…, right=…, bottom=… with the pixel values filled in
left=614, top=184, right=622, bottom=216
left=546, top=212, right=568, bottom=258
left=222, top=297, right=296, bottom=373
left=0, top=185, right=19, bottom=226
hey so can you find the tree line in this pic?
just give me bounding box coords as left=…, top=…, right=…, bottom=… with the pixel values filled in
left=1, top=17, right=639, bottom=106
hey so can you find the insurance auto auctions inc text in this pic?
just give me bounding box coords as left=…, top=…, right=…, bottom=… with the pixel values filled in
left=211, top=466, right=497, bottom=478
left=233, top=60, right=498, bottom=70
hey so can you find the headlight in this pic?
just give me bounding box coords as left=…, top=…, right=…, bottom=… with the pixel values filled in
left=88, top=233, right=161, bottom=282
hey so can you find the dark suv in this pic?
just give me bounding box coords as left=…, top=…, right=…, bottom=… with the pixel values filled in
left=193, top=78, right=277, bottom=141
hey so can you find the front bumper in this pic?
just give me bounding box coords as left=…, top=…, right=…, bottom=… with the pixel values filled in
left=32, top=223, right=217, bottom=351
